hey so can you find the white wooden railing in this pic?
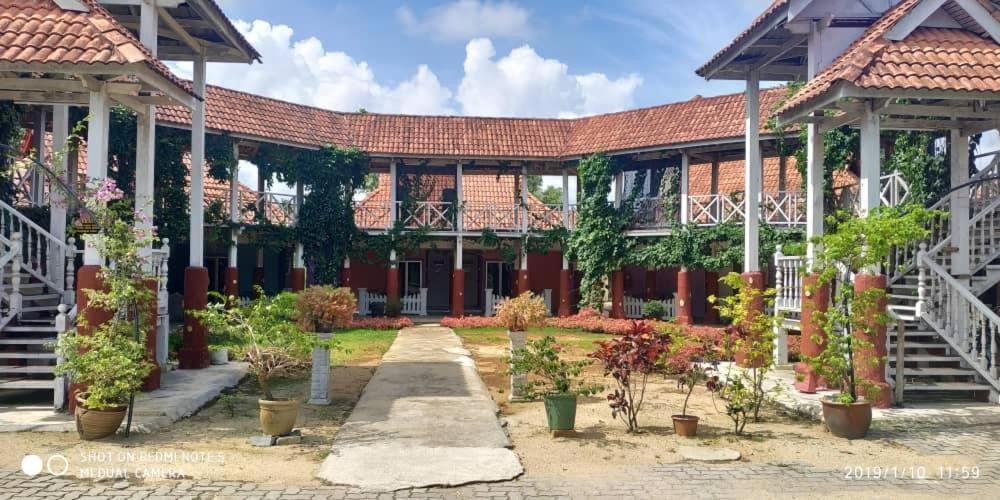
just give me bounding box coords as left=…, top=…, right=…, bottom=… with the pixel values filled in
left=774, top=247, right=805, bottom=314
left=763, top=191, right=806, bottom=227
left=623, top=294, right=677, bottom=320
left=355, top=200, right=579, bottom=233
left=0, top=232, right=22, bottom=330
left=0, top=200, right=70, bottom=293
left=629, top=197, right=676, bottom=229
left=688, top=193, right=746, bottom=226
left=357, top=287, right=428, bottom=316
left=398, top=201, right=456, bottom=231
left=918, top=247, right=1000, bottom=393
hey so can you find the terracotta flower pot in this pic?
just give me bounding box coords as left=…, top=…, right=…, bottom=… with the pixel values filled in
left=672, top=414, right=699, bottom=437
left=75, top=393, right=127, bottom=440
left=821, top=398, right=872, bottom=439
left=259, top=398, right=300, bottom=436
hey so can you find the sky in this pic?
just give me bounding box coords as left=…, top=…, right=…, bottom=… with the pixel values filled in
left=169, top=0, right=776, bottom=190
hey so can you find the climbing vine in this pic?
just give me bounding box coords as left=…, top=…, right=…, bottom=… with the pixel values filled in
left=566, top=153, right=635, bottom=310
left=0, top=101, right=24, bottom=203
left=631, top=222, right=804, bottom=272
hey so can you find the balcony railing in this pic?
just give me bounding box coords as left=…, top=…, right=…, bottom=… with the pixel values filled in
left=688, top=193, right=747, bottom=226
left=354, top=201, right=579, bottom=232
left=629, top=197, right=679, bottom=229
left=216, top=190, right=299, bottom=226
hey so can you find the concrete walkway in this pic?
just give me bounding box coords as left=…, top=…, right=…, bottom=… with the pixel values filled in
left=317, top=325, right=522, bottom=491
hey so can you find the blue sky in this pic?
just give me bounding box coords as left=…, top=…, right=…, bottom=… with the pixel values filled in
left=198, top=0, right=775, bottom=117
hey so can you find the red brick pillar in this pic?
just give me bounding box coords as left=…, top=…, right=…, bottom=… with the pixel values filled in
left=252, top=267, right=265, bottom=296
left=451, top=269, right=465, bottom=317
left=341, top=265, right=352, bottom=290
left=644, top=269, right=657, bottom=299
left=179, top=267, right=210, bottom=369
left=610, top=270, right=625, bottom=319
left=855, top=273, right=891, bottom=408
left=516, top=269, right=530, bottom=296
left=386, top=265, right=400, bottom=309
left=224, top=267, right=239, bottom=305
left=69, top=265, right=113, bottom=413
left=704, top=270, right=720, bottom=324
left=736, top=271, right=766, bottom=368
left=676, top=268, right=693, bottom=325
left=290, top=268, right=306, bottom=292
left=558, top=269, right=572, bottom=317
left=795, top=274, right=829, bottom=393
left=141, top=279, right=161, bottom=392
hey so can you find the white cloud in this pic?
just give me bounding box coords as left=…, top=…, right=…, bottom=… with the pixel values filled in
left=170, top=20, right=454, bottom=115
left=397, top=0, right=532, bottom=41
left=456, top=38, right=642, bottom=118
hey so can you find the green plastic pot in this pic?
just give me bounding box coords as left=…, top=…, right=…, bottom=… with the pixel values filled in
left=543, top=393, right=578, bottom=431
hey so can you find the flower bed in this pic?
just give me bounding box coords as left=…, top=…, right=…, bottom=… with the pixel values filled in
left=441, top=316, right=501, bottom=329
left=349, top=317, right=414, bottom=330
left=546, top=309, right=653, bottom=335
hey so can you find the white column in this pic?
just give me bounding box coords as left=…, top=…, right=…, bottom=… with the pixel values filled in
left=135, top=104, right=156, bottom=260
left=455, top=236, right=463, bottom=270
left=50, top=105, right=69, bottom=285
left=806, top=122, right=825, bottom=265
left=256, top=166, right=267, bottom=222
left=31, top=108, right=46, bottom=207
left=562, top=167, right=570, bottom=269
left=84, top=87, right=110, bottom=265
left=680, top=152, right=690, bottom=224
left=521, top=165, right=529, bottom=232
left=229, top=142, right=239, bottom=266
left=389, top=161, right=398, bottom=225
left=951, top=129, right=971, bottom=276
left=295, top=181, right=305, bottom=268
left=743, top=70, right=762, bottom=273
left=613, top=171, right=624, bottom=208
left=455, top=162, right=463, bottom=233
left=858, top=100, right=881, bottom=217
left=189, top=55, right=207, bottom=267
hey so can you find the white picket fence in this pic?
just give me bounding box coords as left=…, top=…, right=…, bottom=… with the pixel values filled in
left=485, top=288, right=552, bottom=316
left=623, top=294, right=677, bottom=320
left=357, top=287, right=428, bottom=316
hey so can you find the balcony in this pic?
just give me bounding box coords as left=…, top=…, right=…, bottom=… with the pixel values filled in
left=354, top=201, right=578, bottom=233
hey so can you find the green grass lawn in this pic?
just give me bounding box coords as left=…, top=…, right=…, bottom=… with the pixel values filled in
left=329, top=328, right=398, bottom=365
left=453, top=327, right=609, bottom=354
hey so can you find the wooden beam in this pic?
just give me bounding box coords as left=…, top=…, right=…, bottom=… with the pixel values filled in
left=886, top=0, right=948, bottom=40
left=955, top=0, right=1000, bottom=44
left=755, top=35, right=808, bottom=68
left=158, top=6, right=204, bottom=55
left=883, top=103, right=1000, bottom=119
left=0, top=91, right=88, bottom=105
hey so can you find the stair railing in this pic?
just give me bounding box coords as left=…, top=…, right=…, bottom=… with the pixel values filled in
left=0, top=199, right=68, bottom=292
left=917, top=244, right=1000, bottom=392
left=0, top=231, right=21, bottom=330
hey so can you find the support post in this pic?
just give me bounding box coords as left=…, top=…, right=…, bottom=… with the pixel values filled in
left=704, top=271, right=720, bottom=324
left=452, top=236, right=465, bottom=317
left=736, top=271, right=766, bottom=367
left=226, top=142, right=240, bottom=301
left=855, top=273, right=892, bottom=408
left=950, top=130, right=971, bottom=277
left=516, top=242, right=529, bottom=295
left=795, top=274, right=830, bottom=393
left=805, top=121, right=825, bottom=264
left=290, top=181, right=306, bottom=292
left=744, top=70, right=762, bottom=273
left=859, top=100, right=881, bottom=217
left=644, top=269, right=657, bottom=300
left=83, top=86, right=110, bottom=265
left=387, top=250, right=400, bottom=310
left=31, top=107, right=45, bottom=206
left=389, top=161, right=398, bottom=225
left=181, top=55, right=209, bottom=369
left=610, top=270, right=625, bottom=319
left=558, top=263, right=572, bottom=317
left=680, top=152, right=689, bottom=224
left=50, top=105, right=69, bottom=288
left=676, top=267, right=692, bottom=324
left=521, top=165, right=529, bottom=233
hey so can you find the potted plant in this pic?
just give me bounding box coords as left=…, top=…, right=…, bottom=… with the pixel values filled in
left=510, top=336, right=601, bottom=432
left=672, top=363, right=712, bottom=437
left=56, top=179, right=156, bottom=440
left=195, top=288, right=332, bottom=436
left=295, top=285, right=357, bottom=333
left=807, top=207, right=935, bottom=439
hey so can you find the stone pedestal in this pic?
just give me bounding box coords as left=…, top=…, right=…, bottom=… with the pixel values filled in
left=704, top=271, right=720, bottom=324
left=558, top=269, right=572, bottom=317
left=735, top=271, right=766, bottom=368
left=451, top=269, right=465, bottom=317
left=676, top=268, right=693, bottom=325
left=308, top=333, right=332, bottom=405
left=854, top=273, right=892, bottom=408
left=509, top=330, right=528, bottom=401
left=795, top=274, right=829, bottom=393
left=610, top=270, right=625, bottom=319
left=179, top=266, right=210, bottom=369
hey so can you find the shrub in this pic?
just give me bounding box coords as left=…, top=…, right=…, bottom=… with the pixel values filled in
left=510, top=336, right=602, bottom=398
left=496, top=292, right=548, bottom=332
left=349, top=317, right=414, bottom=330
left=661, top=324, right=725, bottom=374
left=642, top=300, right=667, bottom=320
left=295, top=285, right=356, bottom=333
left=589, top=321, right=671, bottom=432
left=546, top=309, right=642, bottom=335
left=441, top=316, right=502, bottom=329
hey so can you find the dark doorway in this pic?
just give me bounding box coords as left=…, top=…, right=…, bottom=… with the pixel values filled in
left=426, top=250, right=452, bottom=313
left=463, top=253, right=483, bottom=312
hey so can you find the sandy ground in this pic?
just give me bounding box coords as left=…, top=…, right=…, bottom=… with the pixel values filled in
left=0, top=363, right=375, bottom=485
left=458, top=331, right=977, bottom=478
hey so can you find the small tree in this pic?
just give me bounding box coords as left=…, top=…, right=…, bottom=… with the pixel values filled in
left=808, top=206, right=935, bottom=404
left=295, top=285, right=356, bottom=333
left=509, top=336, right=601, bottom=398
left=589, top=321, right=671, bottom=432
left=497, top=292, right=548, bottom=332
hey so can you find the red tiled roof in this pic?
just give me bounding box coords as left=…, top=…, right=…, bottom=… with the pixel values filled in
left=696, top=0, right=790, bottom=78
left=777, top=0, right=1000, bottom=117
left=0, top=0, right=194, bottom=98
left=157, top=85, right=790, bottom=159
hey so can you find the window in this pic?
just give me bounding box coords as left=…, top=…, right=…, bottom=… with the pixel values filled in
left=485, top=261, right=513, bottom=298
left=400, top=261, right=423, bottom=295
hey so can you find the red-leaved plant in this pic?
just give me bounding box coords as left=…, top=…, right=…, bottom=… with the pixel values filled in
left=589, top=321, right=671, bottom=433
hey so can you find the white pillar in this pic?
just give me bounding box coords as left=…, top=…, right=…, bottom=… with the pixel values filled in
left=455, top=236, right=463, bottom=270
left=135, top=104, right=156, bottom=260
left=613, top=171, right=624, bottom=209
left=806, top=122, right=825, bottom=265
left=31, top=108, right=46, bottom=207
left=562, top=167, right=571, bottom=268
left=389, top=161, right=398, bottom=225
left=859, top=100, right=881, bottom=217
left=50, top=105, right=69, bottom=285
left=189, top=56, right=207, bottom=267
left=84, top=87, right=110, bottom=265
left=743, top=70, right=762, bottom=273
left=256, top=166, right=267, bottom=223
left=295, top=181, right=305, bottom=268
left=455, top=162, right=463, bottom=233
left=229, top=142, right=239, bottom=266
left=680, top=152, right=690, bottom=224
left=521, top=165, right=529, bottom=232
left=951, top=129, right=971, bottom=276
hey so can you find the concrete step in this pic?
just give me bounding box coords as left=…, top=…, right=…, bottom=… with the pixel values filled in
left=889, top=341, right=951, bottom=350
left=902, top=381, right=993, bottom=392
left=0, top=379, right=54, bottom=390
left=889, top=354, right=963, bottom=363
left=0, top=365, right=54, bottom=374
left=889, top=367, right=978, bottom=377
left=0, top=352, right=56, bottom=360
left=0, top=337, right=56, bottom=345
left=3, top=325, right=59, bottom=333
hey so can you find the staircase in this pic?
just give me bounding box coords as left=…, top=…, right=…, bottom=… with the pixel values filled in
left=0, top=200, right=76, bottom=408
left=885, top=156, right=1000, bottom=403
